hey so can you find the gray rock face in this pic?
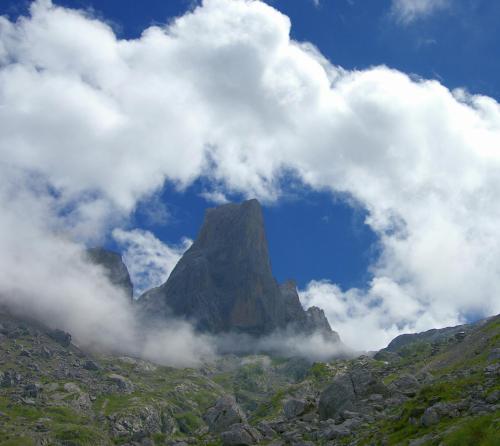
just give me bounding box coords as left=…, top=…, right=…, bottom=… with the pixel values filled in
left=389, top=374, right=420, bottom=396
left=220, top=423, right=262, bottom=446
left=281, top=281, right=340, bottom=341
left=48, top=328, right=71, bottom=347
left=107, top=373, right=134, bottom=393
left=110, top=405, right=163, bottom=438
left=305, top=307, right=341, bottom=342
left=488, top=347, right=500, bottom=361
left=318, top=366, right=389, bottom=420
left=283, top=398, right=310, bottom=419
left=318, top=374, right=356, bottom=420
left=139, top=199, right=340, bottom=340
left=86, top=247, right=133, bottom=300
left=204, top=395, right=246, bottom=433
left=420, top=406, right=440, bottom=426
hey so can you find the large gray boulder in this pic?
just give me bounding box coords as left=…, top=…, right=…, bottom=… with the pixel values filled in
left=139, top=199, right=341, bottom=341
left=48, top=328, right=71, bottom=347
left=204, top=395, right=246, bottom=433
left=86, top=247, right=133, bottom=300
left=389, top=374, right=420, bottom=396
left=220, top=423, right=262, bottom=446
left=318, top=374, right=356, bottom=420
left=319, top=366, right=389, bottom=420
left=110, top=405, right=163, bottom=438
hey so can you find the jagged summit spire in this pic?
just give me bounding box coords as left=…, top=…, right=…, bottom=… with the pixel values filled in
left=139, top=199, right=339, bottom=340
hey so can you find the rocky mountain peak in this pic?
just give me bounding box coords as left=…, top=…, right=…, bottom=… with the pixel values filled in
left=86, top=247, right=133, bottom=300
left=139, top=199, right=340, bottom=341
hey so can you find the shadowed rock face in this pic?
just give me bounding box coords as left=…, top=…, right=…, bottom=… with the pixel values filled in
left=86, top=248, right=133, bottom=300
left=139, top=199, right=339, bottom=338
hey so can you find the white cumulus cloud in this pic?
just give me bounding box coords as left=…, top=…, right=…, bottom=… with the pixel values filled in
left=113, top=229, right=192, bottom=297
left=0, top=0, right=499, bottom=353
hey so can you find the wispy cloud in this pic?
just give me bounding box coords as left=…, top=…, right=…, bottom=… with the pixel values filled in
left=391, top=0, right=450, bottom=25
left=199, top=189, right=230, bottom=204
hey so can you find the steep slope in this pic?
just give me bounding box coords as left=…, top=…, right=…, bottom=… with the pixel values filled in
left=139, top=199, right=339, bottom=340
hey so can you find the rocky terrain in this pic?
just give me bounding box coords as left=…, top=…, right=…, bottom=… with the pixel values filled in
left=0, top=199, right=498, bottom=444
left=0, top=309, right=498, bottom=445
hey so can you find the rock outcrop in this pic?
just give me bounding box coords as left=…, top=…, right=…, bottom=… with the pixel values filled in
left=204, top=395, right=246, bottom=433
left=86, top=247, right=133, bottom=300
left=139, top=199, right=340, bottom=340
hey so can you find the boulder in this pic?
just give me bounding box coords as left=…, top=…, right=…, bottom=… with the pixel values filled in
left=421, top=407, right=440, bottom=426
left=110, top=406, right=162, bottom=438
left=389, top=374, right=420, bottom=396
left=83, top=360, right=100, bottom=371
left=486, top=390, right=500, bottom=404
left=72, top=392, right=92, bottom=411
left=283, top=398, right=310, bottom=419
left=319, top=365, right=388, bottom=420
left=0, top=370, right=21, bottom=387
left=488, top=348, right=500, bottom=361
left=318, top=374, right=356, bottom=420
left=23, top=383, right=42, bottom=398
left=48, top=329, right=71, bottom=347
left=256, top=421, right=276, bottom=439
left=108, top=374, right=134, bottom=393
left=220, top=423, right=262, bottom=446
left=204, top=395, right=246, bottom=433
left=484, top=363, right=500, bottom=377
left=316, top=423, right=352, bottom=441
left=63, top=382, right=80, bottom=393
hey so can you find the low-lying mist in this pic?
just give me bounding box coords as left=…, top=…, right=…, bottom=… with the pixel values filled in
left=0, top=197, right=345, bottom=367
left=1, top=241, right=349, bottom=367
left=0, top=237, right=214, bottom=367
left=216, top=330, right=352, bottom=362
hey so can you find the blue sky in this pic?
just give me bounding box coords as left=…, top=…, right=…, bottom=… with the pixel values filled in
left=1, top=0, right=500, bottom=349
left=3, top=0, right=498, bottom=291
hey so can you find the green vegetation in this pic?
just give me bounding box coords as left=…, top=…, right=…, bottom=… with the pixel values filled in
left=53, top=424, right=106, bottom=444
left=251, top=388, right=286, bottom=422
left=442, top=413, right=500, bottom=446
left=174, top=411, right=204, bottom=433
left=0, top=437, right=36, bottom=446
left=309, top=362, right=330, bottom=381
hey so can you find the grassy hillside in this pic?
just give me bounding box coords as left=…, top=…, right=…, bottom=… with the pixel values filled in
left=0, top=312, right=498, bottom=445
